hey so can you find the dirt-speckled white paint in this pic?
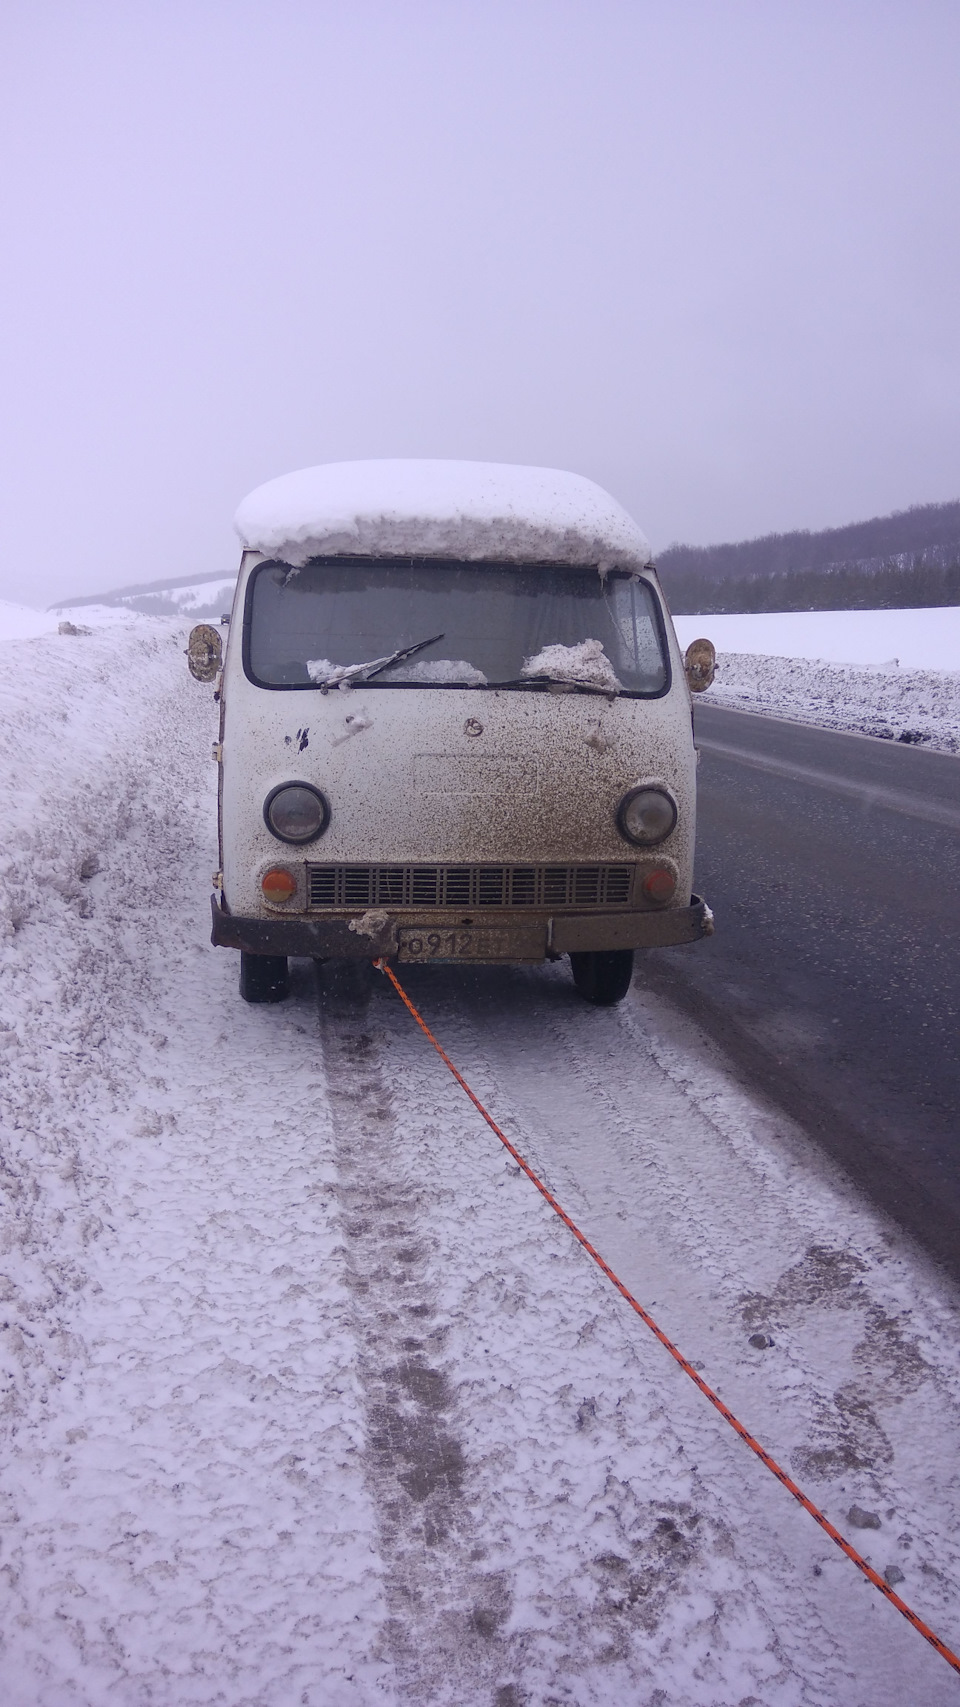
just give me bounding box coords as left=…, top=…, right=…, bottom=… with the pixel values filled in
left=219, top=553, right=696, bottom=926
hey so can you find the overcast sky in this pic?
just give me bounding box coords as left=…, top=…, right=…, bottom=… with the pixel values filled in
left=1, top=1, right=958, bottom=607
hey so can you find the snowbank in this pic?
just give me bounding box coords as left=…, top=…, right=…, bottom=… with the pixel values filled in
left=0, top=621, right=391, bottom=1702
left=235, top=458, right=653, bottom=572
left=672, top=608, right=960, bottom=752
left=673, top=606, right=960, bottom=671
left=704, top=652, right=960, bottom=752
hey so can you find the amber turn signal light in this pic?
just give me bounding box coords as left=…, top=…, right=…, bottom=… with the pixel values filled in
left=641, top=867, right=676, bottom=904
left=261, top=866, right=297, bottom=903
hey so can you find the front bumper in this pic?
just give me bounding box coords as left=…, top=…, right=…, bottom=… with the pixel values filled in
left=210, top=893, right=714, bottom=960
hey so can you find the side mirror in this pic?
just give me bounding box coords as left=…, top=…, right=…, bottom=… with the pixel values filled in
left=187, top=622, right=223, bottom=682
left=684, top=637, right=716, bottom=693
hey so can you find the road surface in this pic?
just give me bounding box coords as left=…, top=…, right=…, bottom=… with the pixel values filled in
left=647, top=702, right=960, bottom=1280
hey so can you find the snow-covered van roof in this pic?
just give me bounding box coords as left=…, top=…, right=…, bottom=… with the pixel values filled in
left=234, top=459, right=653, bottom=573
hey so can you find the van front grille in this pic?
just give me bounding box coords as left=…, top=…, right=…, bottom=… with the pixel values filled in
left=307, top=863, right=635, bottom=910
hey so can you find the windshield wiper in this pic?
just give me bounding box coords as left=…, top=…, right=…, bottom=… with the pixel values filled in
left=311, top=633, right=445, bottom=693
left=485, top=675, right=621, bottom=696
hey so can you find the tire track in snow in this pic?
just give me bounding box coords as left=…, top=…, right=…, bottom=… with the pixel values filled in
left=318, top=983, right=515, bottom=1704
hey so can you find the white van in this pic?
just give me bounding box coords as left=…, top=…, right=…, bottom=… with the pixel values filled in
left=190, top=460, right=714, bottom=1006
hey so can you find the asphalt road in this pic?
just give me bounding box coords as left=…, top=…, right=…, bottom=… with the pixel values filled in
left=642, top=702, right=960, bottom=1282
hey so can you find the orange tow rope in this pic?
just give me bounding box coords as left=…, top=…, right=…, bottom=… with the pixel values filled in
left=376, top=958, right=960, bottom=1679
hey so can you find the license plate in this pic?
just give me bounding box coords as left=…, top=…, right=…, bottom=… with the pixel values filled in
left=397, top=924, right=537, bottom=963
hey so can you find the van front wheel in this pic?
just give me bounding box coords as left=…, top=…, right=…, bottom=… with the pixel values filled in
left=569, top=949, right=634, bottom=1006
left=239, top=952, right=289, bottom=1004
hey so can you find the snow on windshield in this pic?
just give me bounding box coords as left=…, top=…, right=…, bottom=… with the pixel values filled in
left=306, top=655, right=487, bottom=688
left=375, top=657, right=487, bottom=685
left=305, top=657, right=338, bottom=683
left=521, top=638, right=622, bottom=692
left=235, top=459, right=652, bottom=572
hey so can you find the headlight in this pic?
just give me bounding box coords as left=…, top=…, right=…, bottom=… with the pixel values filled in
left=263, top=782, right=330, bottom=844
left=616, top=785, right=677, bottom=847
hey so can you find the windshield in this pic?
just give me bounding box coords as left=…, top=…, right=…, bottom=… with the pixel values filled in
left=244, top=558, right=669, bottom=695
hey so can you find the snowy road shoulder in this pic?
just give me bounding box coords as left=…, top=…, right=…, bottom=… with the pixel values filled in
left=672, top=608, right=960, bottom=753
left=1, top=620, right=959, bottom=1703
left=702, top=651, right=960, bottom=753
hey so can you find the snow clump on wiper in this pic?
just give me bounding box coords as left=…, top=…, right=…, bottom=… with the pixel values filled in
left=520, top=639, right=622, bottom=693
left=375, top=657, right=488, bottom=685
left=306, top=655, right=391, bottom=691
left=306, top=632, right=445, bottom=692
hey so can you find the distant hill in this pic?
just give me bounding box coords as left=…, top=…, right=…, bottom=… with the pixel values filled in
left=51, top=569, right=237, bottom=620
left=658, top=500, right=960, bottom=614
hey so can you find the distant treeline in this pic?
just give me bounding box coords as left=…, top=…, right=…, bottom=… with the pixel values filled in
left=657, top=499, right=960, bottom=613
left=118, top=592, right=231, bottom=618
left=660, top=553, right=960, bottom=614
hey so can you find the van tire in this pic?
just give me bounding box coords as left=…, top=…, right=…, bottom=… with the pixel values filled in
left=239, top=952, right=289, bottom=1003
left=569, top=949, right=634, bottom=1006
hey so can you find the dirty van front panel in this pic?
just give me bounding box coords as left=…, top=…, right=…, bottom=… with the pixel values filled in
left=217, top=557, right=697, bottom=930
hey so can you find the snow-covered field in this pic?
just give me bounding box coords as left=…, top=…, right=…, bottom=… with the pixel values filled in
left=672, top=606, right=960, bottom=671
left=0, top=600, right=61, bottom=639
left=0, top=600, right=149, bottom=639
left=2, top=615, right=960, bottom=1703
left=673, top=610, right=960, bottom=753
